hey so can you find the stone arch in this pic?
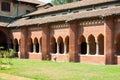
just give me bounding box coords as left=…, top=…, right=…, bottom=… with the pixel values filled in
left=34, top=37, right=39, bottom=53
left=116, top=33, right=120, bottom=55
left=28, top=38, right=33, bottom=52
left=65, top=36, right=69, bottom=53
left=0, top=28, right=11, bottom=43
left=57, top=36, right=64, bottom=54
left=97, top=34, right=104, bottom=55
left=79, top=35, right=87, bottom=54
left=50, top=36, right=57, bottom=53
left=88, top=34, right=96, bottom=55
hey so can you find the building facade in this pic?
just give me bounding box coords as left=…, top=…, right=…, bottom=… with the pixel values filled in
left=0, top=0, right=120, bottom=64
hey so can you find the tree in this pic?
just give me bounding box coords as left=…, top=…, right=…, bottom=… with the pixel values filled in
left=51, top=0, right=81, bottom=5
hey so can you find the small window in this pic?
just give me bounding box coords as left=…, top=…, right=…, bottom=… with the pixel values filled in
left=1, top=2, right=10, bottom=12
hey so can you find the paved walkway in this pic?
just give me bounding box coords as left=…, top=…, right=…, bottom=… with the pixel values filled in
left=0, top=73, right=33, bottom=80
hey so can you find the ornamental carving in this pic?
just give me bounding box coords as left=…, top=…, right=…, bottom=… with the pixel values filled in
left=80, top=20, right=104, bottom=26
left=51, top=24, right=69, bottom=29
left=28, top=27, right=42, bottom=31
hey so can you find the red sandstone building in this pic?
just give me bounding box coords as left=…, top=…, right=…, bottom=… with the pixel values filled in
left=0, top=0, right=120, bottom=64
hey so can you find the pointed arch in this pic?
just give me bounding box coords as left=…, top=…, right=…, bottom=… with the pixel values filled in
left=50, top=36, right=57, bottom=53
left=28, top=38, right=33, bottom=52
left=34, top=37, right=39, bottom=53
left=97, top=34, right=104, bottom=55
left=65, top=36, right=69, bottom=53
left=57, top=36, right=64, bottom=54
left=14, top=39, right=19, bottom=52
left=88, top=34, right=96, bottom=55
left=0, top=30, right=8, bottom=49
left=79, top=35, right=87, bottom=54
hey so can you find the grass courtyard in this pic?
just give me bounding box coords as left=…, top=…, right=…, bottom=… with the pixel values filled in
left=0, top=59, right=120, bottom=80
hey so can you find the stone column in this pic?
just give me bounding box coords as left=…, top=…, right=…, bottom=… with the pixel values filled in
left=18, top=44, right=20, bottom=53
left=20, top=27, right=28, bottom=58
left=69, top=21, right=79, bottom=62
left=104, top=16, right=115, bottom=64
left=96, top=42, right=99, bottom=55
left=39, top=43, right=41, bottom=53
left=42, top=24, right=51, bottom=60
left=33, top=43, right=36, bottom=53
left=87, top=43, right=89, bottom=55
left=64, top=43, right=67, bottom=54
left=57, top=43, right=59, bottom=54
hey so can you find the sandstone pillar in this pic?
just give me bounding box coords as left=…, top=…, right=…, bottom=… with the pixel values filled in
left=96, top=42, right=99, bottom=55
left=57, top=43, right=59, bottom=54
left=87, top=43, right=90, bottom=55
left=33, top=44, right=36, bottom=53
left=39, top=43, right=41, bottom=53
left=64, top=43, right=67, bottom=54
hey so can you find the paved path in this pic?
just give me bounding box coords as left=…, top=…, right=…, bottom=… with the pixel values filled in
left=0, top=73, right=33, bottom=80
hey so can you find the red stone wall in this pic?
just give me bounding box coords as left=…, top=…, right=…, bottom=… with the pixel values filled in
left=50, top=27, right=69, bottom=40
left=78, top=25, right=104, bottom=40
left=10, top=17, right=120, bottom=65
left=28, top=53, right=42, bottom=60
left=80, top=55, right=105, bottom=64
left=51, top=54, right=69, bottom=62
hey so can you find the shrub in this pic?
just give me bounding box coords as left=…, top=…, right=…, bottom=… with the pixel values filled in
left=0, top=47, right=14, bottom=65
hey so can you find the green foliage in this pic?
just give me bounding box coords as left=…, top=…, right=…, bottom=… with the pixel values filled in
left=51, top=0, right=81, bottom=5
left=0, top=47, right=14, bottom=65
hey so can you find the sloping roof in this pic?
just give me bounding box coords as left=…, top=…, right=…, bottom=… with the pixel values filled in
left=0, top=22, right=9, bottom=27
left=10, top=6, right=120, bottom=27
left=18, top=0, right=45, bottom=5
left=25, top=0, right=116, bottom=16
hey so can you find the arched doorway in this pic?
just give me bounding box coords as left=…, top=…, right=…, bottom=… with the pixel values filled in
left=0, top=31, right=7, bottom=50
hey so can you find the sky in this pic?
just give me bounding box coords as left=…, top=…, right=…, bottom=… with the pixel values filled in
left=38, top=0, right=52, bottom=3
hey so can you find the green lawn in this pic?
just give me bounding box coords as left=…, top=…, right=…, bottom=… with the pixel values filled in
left=0, top=59, right=120, bottom=80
